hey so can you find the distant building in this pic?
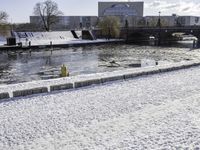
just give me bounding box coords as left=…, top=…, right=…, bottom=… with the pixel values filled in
left=29, top=2, right=200, bottom=31
left=144, top=15, right=200, bottom=27
left=30, top=16, right=98, bottom=30
left=145, top=15, right=178, bottom=27
left=177, top=16, right=200, bottom=26
left=98, top=1, right=144, bottom=27
left=98, top=1, right=144, bottom=17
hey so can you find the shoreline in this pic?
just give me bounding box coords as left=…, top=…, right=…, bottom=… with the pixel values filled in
left=0, top=60, right=200, bottom=100
left=0, top=39, right=125, bottom=51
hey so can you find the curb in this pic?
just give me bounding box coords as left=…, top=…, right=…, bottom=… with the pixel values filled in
left=50, top=83, right=73, bottom=92
left=74, top=79, right=101, bottom=88
left=0, top=60, right=200, bottom=100
left=13, top=87, right=48, bottom=97
left=0, top=92, right=10, bottom=100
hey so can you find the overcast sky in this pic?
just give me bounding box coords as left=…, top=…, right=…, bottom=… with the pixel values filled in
left=0, top=0, right=200, bottom=23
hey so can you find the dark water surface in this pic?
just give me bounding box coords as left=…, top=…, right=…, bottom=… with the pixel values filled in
left=0, top=43, right=197, bottom=85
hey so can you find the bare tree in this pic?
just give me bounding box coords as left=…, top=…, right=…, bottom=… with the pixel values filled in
left=33, top=0, right=63, bottom=31
left=0, top=11, right=8, bottom=23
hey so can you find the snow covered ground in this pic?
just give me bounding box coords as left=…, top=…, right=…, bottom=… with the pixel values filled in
left=0, top=36, right=6, bottom=46
left=1, top=65, right=200, bottom=149
left=0, top=41, right=5, bottom=46
left=12, top=31, right=122, bottom=46
left=0, top=66, right=157, bottom=95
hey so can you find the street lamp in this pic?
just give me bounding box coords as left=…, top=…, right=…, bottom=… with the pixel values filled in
left=125, top=15, right=129, bottom=42
left=158, top=11, right=161, bottom=28
left=158, top=11, right=161, bottom=45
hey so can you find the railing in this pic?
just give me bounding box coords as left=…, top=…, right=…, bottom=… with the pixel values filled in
left=121, top=26, right=200, bottom=30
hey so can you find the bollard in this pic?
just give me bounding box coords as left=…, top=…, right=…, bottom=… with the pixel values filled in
left=60, top=64, right=69, bottom=77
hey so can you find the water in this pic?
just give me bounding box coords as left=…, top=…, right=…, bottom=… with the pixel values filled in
left=0, top=43, right=198, bottom=85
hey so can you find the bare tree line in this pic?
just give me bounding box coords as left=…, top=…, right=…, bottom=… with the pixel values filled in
left=0, top=11, right=8, bottom=23
left=34, top=0, right=63, bottom=31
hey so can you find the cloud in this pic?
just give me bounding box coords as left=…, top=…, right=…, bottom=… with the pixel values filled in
left=181, top=7, right=191, bottom=12
left=145, top=0, right=200, bottom=16
left=146, top=1, right=180, bottom=10
left=151, top=1, right=161, bottom=7
left=178, top=1, right=200, bottom=15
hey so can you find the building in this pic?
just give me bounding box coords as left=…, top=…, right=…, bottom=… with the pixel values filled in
left=98, top=1, right=144, bottom=27
left=30, top=16, right=98, bottom=30
left=98, top=1, right=144, bottom=17
left=144, top=15, right=200, bottom=27
left=177, top=16, right=200, bottom=26
left=30, top=1, right=144, bottom=30
left=145, top=15, right=178, bottom=27
left=30, top=2, right=200, bottom=31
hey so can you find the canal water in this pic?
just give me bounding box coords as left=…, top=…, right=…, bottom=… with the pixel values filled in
left=0, top=42, right=199, bottom=85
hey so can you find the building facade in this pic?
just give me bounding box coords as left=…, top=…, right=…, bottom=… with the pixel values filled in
left=144, top=15, right=200, bottom=27
left=98, top=1, right=144, bottom=27
left=177, top=16, right=200, bottom=26
left=29, top=1, right=200, bottom=31
left=145, top=15, right=178, bottom=27
left=30, top=16, right=98, bottom=30
left=98, top=2, right=144, bottom=17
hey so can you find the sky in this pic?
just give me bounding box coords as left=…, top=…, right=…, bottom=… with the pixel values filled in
left=0, top=0, right=200, bottom=23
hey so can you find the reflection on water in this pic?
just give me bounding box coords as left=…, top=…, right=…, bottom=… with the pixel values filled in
left=0, top=42, right=197, bottom=85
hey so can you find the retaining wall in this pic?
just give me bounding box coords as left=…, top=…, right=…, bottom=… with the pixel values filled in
left=0, top=60, right=200, bottom=100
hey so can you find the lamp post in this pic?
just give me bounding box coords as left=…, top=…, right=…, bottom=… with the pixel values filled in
left=158, top=11, right=161, bottom=45
left=158, top=11, right=161, bottom=27
left=125, top=15, right=129, bottom=42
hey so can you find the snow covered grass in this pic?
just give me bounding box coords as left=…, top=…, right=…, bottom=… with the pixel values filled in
left=1, top=65, right=200, bottom=149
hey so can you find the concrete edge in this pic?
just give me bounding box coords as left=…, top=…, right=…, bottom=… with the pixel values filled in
left=50, top=83, right=73, bottom=92
left=0, top=92, right=10, bottom=100
left=101, top=75, right=124, bottom=83
left=74, top=79, right=101, bottom=88
left=1, top=60, right=200, bottom=100
left=13, top=87, right=48, bottom=98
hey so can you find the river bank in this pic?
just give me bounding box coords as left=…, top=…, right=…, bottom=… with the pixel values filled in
left=0, top=60, right=200, bottom=100
left=0, top=39, right=124, bottom=50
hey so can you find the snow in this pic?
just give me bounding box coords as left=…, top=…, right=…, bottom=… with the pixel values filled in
left=0, top=36, right=6, bottom=46
left=13, top=31, right=122, bottom=46
left=1, top=65, right=200, bottom=149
